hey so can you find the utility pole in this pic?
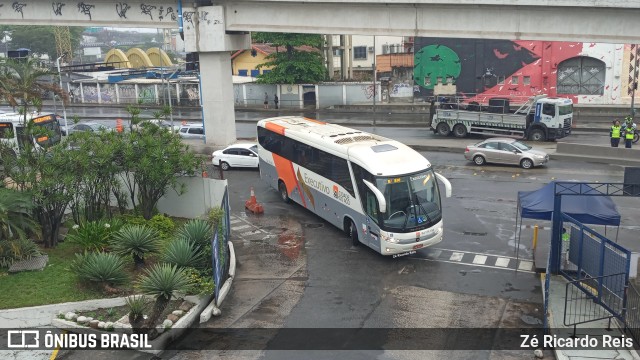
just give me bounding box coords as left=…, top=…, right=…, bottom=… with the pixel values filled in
left=56, top=55, right=69, bottom=136
left=632, top=44, right=639, bottom=117
left=373, top=36, right=376, bottom=127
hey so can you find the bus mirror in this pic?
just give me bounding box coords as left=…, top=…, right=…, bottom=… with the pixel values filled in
left=435, top=172, right=452, bottom=198
left=363, top=179, right=386, bottom=213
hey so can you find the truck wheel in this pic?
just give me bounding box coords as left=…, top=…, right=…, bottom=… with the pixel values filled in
left=436, top=122, right=451, bottom=136
left=453, top=124, right=468, bottom=138
left=529, top=129, right=546, bottom=141
left=520, top=158, right=534, bottom=169
left=473, top=155, right=486, bottom=166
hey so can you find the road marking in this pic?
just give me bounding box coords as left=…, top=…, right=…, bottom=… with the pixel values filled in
left=413, top=257, right=536, bottom=274
left=495, top=257, right=511, bottom=267
left=432, top=247, right=526, bottom=261
left=472, top=255, right=488, bottom=265
left=232, top=224, right=251, bottom=231
left=230, top=218, right=242, bottom=224
left=450, top=252, right=464, bottom=261
left=241, top=231, right=257, bottom=236
left=518, top=260, right=534, bottom=271
left=427, top=249, right=442, bottom=260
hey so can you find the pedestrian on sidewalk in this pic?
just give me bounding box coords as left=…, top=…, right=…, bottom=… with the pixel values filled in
left=274, top=95, right=279, bottom=109
left=429, top=99, right=436, bottom=126
left=264, top=92, right=269, bottom=109
left=610, top=119, right=622, bottom=147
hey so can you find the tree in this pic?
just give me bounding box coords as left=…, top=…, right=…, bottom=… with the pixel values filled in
left=0, top=26, right=84, bottom=60
left=252, top=33, right=326, bottom=84
left=117, top=126, right=202, bottom=220
left=0, top=57, right=68, bottom=124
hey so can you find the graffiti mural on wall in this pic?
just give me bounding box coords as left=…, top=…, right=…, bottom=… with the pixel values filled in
left=414, top=38, right=623, bottom=104
left=180, top=84, right=200, bottom=106
left=100, top=83, right=116, bottom=104
left=118, top=84, right=136, bottom=103
left=137, top=85, right=156, bottom=104
left=361, top=84, right=375, bottom=99
left=82, top=84, right=99, bottom=103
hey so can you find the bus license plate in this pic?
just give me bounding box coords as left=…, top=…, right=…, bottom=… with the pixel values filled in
left=413, top=244, right=424, bottom=250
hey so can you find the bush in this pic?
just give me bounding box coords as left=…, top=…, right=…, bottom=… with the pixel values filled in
left=111, top=225, right=160, bottom=266
left=66, top=219, right=123, bottom=252
left=70, top=252, right=128, bottom=288
left=125, top=295, right=149, bottom=332
left=183, top=267, right=214, bottom=296
left=175, top=219, right=213, bottom=248
left=162, top=238, right=205, bottom=269
left=118, top=214, right=175, bottom=240
left=0, top=238, right=40, bottom=268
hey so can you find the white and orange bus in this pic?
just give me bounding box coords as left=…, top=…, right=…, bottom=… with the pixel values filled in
left=257, top=116, right=452, bottom=256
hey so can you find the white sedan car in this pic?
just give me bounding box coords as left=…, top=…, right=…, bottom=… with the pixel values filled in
left=212, top=143, right=259, bottom=170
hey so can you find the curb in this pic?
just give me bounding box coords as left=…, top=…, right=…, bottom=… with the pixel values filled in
left=200, top=241, right=236, bottom=323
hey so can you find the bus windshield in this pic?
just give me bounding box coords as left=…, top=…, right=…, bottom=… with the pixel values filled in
left=31, top=116, right=62, bottom=147
left=375, top=168, right=442, bottom=231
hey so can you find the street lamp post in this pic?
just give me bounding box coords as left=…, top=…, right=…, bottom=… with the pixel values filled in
left=56, top=55, right=69, bottom=135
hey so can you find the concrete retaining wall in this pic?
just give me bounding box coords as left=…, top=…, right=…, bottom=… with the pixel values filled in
left=551, top=142, right=640, bottom=166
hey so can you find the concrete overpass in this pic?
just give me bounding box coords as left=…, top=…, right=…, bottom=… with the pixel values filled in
left=3, top=0, right=640, bottom=145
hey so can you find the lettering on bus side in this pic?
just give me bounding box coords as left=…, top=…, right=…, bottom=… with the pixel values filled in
left=302, top=172, right=351, bottom=206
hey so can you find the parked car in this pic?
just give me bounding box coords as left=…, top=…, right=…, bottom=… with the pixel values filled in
left=212, top=143, right=259, bottom=170
left=62, top=122, right=112, bottom=135
left=137, top=119, right=180, bottom=132
left=178, top=124, right=205, bottom=139
left=464, top=137, right=549, bottom=169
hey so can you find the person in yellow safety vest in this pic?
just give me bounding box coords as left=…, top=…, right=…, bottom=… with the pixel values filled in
left=624, top=117, right=636, bottom=148
left=562, top=227, right=570, bottom=264
left=610, top=119, right=622, bottom=147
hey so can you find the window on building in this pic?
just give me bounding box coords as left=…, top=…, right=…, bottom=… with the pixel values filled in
left=498, top=76, right=505, bottom=85
left=511, top=76, right=519, bottom=85
left=424, top=77, right=431, bottom=87
left=238, top=70, right=248, bottom=76
left=557, top=56, right=605, bottom=95
left=523, top=76, right=531, bottom=85
left=446, top=77, right=453, bottom=84
left=436, top=77, right=442, bottom=84
left=353, top=46, right=367, bottom=60
left=250, top=69, right=260, bottom=77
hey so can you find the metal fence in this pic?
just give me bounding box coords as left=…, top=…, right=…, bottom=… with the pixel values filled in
left=564, top=273, right=627, bottom=335
left=625, top=283, right=640, bottom=344
left=559, top=214, right=631, bottom=320
left=211, top=187, right=231, bottom=304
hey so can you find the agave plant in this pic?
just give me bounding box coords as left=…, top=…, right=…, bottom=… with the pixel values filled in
left=175, top=219, right=213, bottom=247
left=111, top=225, right=160, bottom=267
left=66, top=219, right=119, bottom=252
left=70, top=252, right=127, bottom=293
left=137, top=263, right=191, bottom=335
left=162, top=238, right=205, bottom=269
left=125, top=295, right=149, bottom=333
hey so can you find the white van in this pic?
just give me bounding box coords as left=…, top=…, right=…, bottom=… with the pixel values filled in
left=178, top=123, right=205, bottom=139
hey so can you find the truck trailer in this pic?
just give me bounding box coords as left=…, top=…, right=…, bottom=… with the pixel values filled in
left=430, top=95, right=573, bottom=141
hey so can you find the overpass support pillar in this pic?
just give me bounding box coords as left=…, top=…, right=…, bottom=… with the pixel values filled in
left=183, top=4, right=251, bottom=146
left=200, top=52, right=236, bottom=146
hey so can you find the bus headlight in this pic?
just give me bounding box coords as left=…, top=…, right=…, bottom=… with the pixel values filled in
left=381, top=231, right=399, bottom=243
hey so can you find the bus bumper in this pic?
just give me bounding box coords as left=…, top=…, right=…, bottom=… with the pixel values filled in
left=380, top=221, right=444, bottom=256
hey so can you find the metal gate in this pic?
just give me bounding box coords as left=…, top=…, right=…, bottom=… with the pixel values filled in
left=558, top=213, right=631, bottom=321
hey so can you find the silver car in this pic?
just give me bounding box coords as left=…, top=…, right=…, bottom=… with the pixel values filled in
left=178, top=124, right=205, bottom=139
left=464, top=137, right=549, bottom=169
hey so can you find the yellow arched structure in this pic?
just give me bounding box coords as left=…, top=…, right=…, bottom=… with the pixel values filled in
left=126, top=48, right=154, bottom=68
left=147, top=48, right=173, bottom=67
left=103, top=49, right=131, bottom=68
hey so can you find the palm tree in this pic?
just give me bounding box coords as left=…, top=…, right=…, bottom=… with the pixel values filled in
left=0, top=57, right=68, bottom=125
left=0, top=188, right=38, bottom=240
left=137, top=263, right=191, bottom=336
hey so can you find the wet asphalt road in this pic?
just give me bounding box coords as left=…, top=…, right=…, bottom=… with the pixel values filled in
left=156, top=152, right=629, bottom=360
left=54, top=114, right=631, bottom=360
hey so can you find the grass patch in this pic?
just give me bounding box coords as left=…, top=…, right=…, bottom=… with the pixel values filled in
left=0, top=241, right=121, bottom=309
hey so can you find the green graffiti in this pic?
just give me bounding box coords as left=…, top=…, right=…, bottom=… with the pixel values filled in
left=414, top=45, right=461, bottom=90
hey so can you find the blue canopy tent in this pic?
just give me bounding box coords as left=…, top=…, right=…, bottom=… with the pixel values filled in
left=517, top=181, right=621, bottom=226
left=514, top=181, right=622, bottom=257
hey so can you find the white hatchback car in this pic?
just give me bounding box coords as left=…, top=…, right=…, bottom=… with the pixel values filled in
left=212, top=143, right=259, bottom=170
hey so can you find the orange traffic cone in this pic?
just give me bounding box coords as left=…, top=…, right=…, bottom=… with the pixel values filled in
left=116, top=118, right=123, bottom=133
left=245, top=187, right=264, bottom=214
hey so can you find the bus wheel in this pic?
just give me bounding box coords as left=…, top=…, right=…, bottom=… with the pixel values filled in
left=278, top=181, right=290, bottom=203
left=436, top=122, right=451, bottom=136
left=453, top=124, right=468, bottom=138
left=348, top=220, right=359, bottom=247
left=529, top=129, right=546, bottom=141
